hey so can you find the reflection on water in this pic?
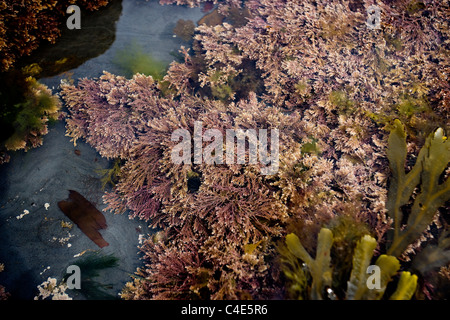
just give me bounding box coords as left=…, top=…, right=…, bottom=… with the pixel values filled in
left=36, top=0, right=205, bottom=88
left=17, top=0, right=123, bottom=79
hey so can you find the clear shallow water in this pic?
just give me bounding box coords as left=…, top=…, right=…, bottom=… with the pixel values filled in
left=41, top=0, right=205, bottom=88
left=0, top=0, right=206, bottom=300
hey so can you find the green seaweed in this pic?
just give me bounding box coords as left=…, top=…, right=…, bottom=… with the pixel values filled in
left=346, top=234, right=378, bottom=299
left=63, top=253, right=119, bottom=300
left=279, top=231, right=311, bottom=300
left=286, top=228, right=333, bottom=300
left=114, top=41, right=167, bottom=80
left=1, top=75, right=60, bottom=151
left=406, top=1, right=426, bottom=15
left=396, top=96, right=429, bottom=118
left=329, top=90, right=356, bottom=115
left=383, top=33, right=404, bottom=51
left=282, top=120, right=448, bottom=299
left=347, top=236, right=401, bottom=300
left=211, top=83, right=234, bottom=101
left=389, top=272, right=418, bottom=300
left=283, top=229, right=418, bottom=300
left=386, top=119, right=450, bottom=257
left=96, top=158, right=123, bottom=190
left=366, top=91, right=441, bottom=146
left=301, top=138, right=321, bottom=155
left=294, top=80, right=311, bottom=102
left=326, top=214, right=372, bottom=296
left=369, top=255, right=402, bottom=300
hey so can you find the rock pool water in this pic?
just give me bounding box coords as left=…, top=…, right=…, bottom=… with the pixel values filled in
left=0, top=0, right=206, bottom=300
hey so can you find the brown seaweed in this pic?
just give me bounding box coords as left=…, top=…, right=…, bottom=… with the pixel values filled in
left=58, top=190, right=109, bottom=248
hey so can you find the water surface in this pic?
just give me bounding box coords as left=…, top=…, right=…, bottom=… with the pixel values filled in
left=0, top=0, right=206, bottom=300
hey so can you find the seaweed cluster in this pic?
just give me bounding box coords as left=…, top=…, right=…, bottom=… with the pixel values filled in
left=0, top=0, right=114, bottom=164
left=283, top=229, right=418, bottom=300
left=62, top=74, right=289, bottom=299
left=60, top=0, right=449, bottom=300
left=0, top=74, right=61, bottom=164
left=280, top=121, right=449, bottom=300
